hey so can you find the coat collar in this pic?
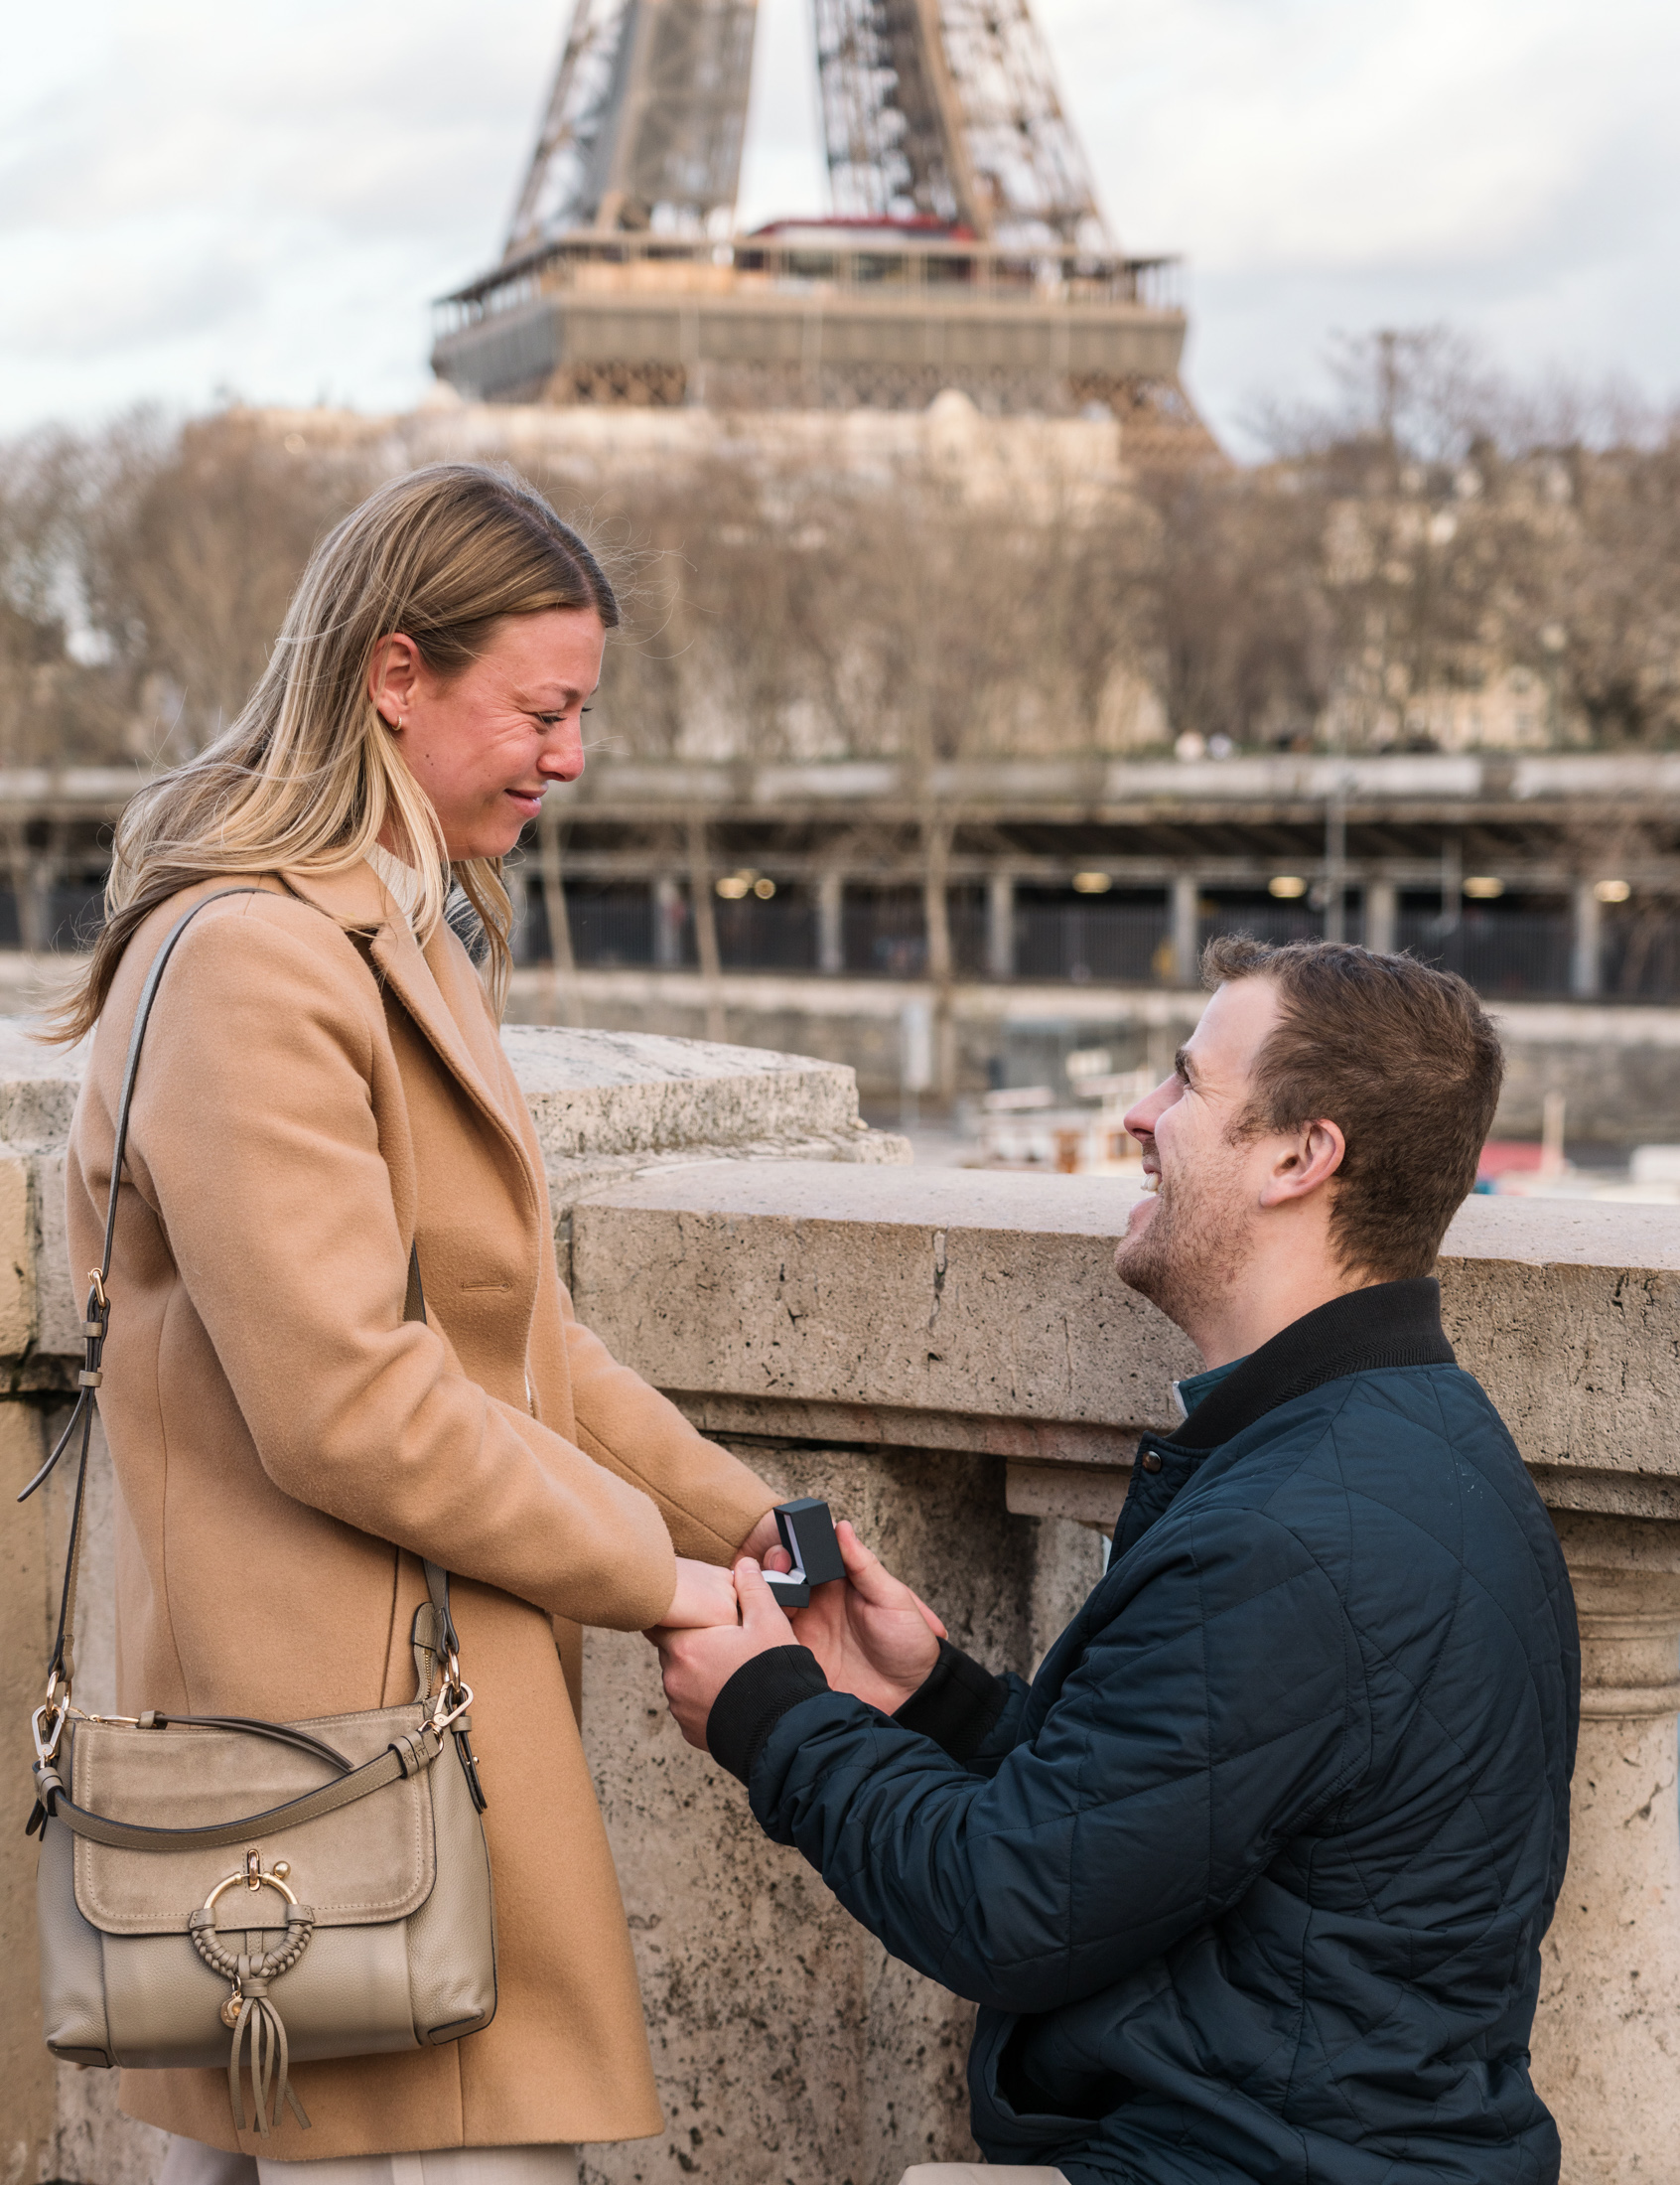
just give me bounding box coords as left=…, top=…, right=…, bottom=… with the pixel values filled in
left=277, top=857, right=390, bottom=934
left=279, top=861, right=532, bottom=1199
left=1110, top=1277, right=1458, bottom=1561
left=1169, top=1277, right=1455, bottom=1452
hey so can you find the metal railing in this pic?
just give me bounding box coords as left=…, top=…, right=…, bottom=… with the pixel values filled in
left=518, top=882, right=1680, bottom=1004
left=433, top=228, right=1179, bottom=335
left=19, top=878, right=1680, bottom=1007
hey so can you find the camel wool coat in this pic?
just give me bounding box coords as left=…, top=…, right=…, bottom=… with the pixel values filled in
left=64, top=864, right=778, bottom=2158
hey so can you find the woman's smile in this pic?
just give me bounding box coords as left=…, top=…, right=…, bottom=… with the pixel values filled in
left=370, top=607, right=604, bottom=862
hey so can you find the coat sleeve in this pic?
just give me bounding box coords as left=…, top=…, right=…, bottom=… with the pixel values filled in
left=741, top=1504, right=1364, bottom=2015
left=120, top=900, right=680, bottom=1633
left=557, top=1301, right=779, bottom=1563
left=892, top=1640, right=1033, bottom=1775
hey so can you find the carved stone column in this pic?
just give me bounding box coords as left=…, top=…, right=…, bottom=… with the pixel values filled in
left=1530, top=1512, right=1680, bottom=2183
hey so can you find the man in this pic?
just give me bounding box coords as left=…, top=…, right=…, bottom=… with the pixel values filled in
left=656, top=939, right=1579, bottom=2185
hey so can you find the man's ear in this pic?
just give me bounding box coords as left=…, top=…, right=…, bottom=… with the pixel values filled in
left=1258, top=1118, right=1346, bottom=1208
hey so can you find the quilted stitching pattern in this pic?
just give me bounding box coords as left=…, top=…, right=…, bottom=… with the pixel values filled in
left=750, top=1364, right=1578, bottom=2185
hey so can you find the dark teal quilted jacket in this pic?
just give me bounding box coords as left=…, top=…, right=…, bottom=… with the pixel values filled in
left=709, top=1279, right=1580, bottom=2185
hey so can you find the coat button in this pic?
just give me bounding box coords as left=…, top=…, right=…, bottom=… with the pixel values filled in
left=1141, top=1450, right=1163, bottom=1474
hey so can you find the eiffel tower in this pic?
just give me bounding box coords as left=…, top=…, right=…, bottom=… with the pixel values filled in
left=432, top=0, right=1210, bottom=445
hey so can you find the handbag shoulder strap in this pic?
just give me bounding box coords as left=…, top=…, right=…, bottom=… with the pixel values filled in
left=18, top=886, right=457, bottom=1732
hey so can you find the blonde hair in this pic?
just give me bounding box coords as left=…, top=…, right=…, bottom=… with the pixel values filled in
left=52, top=463, right=618, bottom=1043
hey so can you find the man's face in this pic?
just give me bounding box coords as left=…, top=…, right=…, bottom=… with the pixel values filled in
left=1113, top=978, right=1284, bottom=1326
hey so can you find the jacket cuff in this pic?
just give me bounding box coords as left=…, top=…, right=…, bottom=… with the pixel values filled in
left=707, top=1646, right=831, bottom=1784
left=893, top=1639, right=1009, bottom=1763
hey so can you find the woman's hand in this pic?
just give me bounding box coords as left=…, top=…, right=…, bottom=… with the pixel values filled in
left=656, top=1555, right=743, bottom=1631
left=740, top=1509, right=793, bottom=1573
left=787, top=1521, right=945, bottom=1714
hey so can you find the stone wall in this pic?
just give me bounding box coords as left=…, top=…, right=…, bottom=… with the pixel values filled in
left=1, top=1022, right=1677, bottom=2185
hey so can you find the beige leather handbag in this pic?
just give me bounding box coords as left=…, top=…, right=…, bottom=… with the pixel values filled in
left=21, top=891, right=497, bottom=2136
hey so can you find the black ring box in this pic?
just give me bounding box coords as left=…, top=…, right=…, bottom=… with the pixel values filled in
left=763, top=1497, right=845, bottom=1609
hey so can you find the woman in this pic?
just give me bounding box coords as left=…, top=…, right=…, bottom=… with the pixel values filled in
left=57, top=464, right=780, bottom=2179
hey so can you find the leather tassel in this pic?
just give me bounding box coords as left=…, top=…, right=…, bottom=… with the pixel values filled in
left=189, top=1908, right=315, bottom=2136
left=227, top=1963, right=310, bottom=2135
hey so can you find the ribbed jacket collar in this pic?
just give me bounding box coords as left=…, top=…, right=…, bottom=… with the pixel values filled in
left=1170, top=1276, right=1455, bottom=1451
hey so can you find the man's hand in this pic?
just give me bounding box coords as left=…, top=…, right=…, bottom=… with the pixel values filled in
left=659, top=1554, right=744, bottom=1630
left=788, top=1520, right=945, bottom=1714
left=654, top=1558, right=799, bottom=1748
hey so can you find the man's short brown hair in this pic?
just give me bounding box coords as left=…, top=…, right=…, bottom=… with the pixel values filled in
left=1201, top=936, right=1504, bottom=1280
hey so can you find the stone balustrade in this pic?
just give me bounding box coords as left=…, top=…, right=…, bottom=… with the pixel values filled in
left=1, top=1022, right=1675, bottom=2185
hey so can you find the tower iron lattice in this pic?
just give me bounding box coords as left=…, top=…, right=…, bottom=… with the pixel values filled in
left=504, top=0, right=760, bottom=253
left=812, top=0, right=1106, bottom=250
left=436, top=0, right=1214, bottom=449
left=506, top=0, right=1106, bottom=254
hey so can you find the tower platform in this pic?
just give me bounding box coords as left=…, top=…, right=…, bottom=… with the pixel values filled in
left=432, top=223, right=1210, bottom=448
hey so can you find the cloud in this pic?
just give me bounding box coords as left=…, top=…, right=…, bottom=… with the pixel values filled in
left=2, top=224, right=267, bottom=359
left=1035, top=0, right=1680, bottom=431
left=0, top=0, right=1674, bottom=440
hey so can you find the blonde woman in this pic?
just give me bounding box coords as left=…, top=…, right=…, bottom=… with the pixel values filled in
left=56, top=466, right=780, bottom=2184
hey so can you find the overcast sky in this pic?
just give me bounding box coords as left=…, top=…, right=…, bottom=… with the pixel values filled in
left=2, top=0, right=1675, bottom=450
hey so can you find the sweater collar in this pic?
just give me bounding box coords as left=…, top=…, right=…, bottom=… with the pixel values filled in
left=1168, top=1277, right=1455, bottom=1452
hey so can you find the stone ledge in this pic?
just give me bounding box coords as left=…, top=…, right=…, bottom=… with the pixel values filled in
left=669, top=1391, right=1138, bottom=1467
left=572, top=1164, right=1680, bottom=1507
left=0, top=1020, right=910, bottom=1367
left=1006, top=1460, right=1132, bottom=1529
left=0, top=1021, right=83, bottom=1151
left=573, top=1164, right=1201, bottom=1433
left=502, top=1024, right=880, bottom=1159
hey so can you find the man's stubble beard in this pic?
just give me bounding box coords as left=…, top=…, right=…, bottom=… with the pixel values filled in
left=1114, top=1141, right=1256, bottom=1335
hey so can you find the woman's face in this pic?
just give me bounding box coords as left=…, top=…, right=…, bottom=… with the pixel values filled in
left=368, top=608, right=606, bottom=862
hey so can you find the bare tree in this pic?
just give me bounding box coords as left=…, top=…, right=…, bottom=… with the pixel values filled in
left=5, top=336, right=1678, bottom=813
left=75, top=409, right=371, bottom=757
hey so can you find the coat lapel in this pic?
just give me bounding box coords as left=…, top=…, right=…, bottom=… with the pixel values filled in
left=280, top=862, right=536, bottom=1209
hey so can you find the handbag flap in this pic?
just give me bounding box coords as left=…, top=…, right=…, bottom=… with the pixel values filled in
left=70, top=1703, right=436, bottom=1936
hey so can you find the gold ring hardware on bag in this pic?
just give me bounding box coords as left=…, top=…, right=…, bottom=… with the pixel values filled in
left=204, top=1853, right=298, bottom=1914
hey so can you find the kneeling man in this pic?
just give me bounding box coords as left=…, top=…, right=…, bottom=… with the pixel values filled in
left=657, top=940, right=1579, bottom=2185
